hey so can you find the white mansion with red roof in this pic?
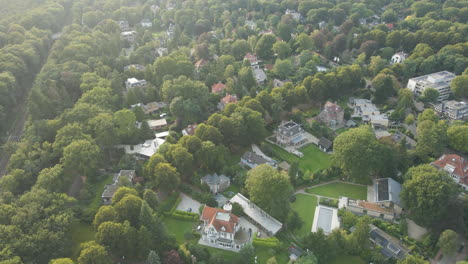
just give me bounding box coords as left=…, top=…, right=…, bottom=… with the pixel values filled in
left=431, top=154, right=468, bottom=190
left=200, top=206, right=241, bottom=250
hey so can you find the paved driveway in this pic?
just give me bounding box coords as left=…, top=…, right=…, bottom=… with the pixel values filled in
left=176, top=193, right=202, bottom=212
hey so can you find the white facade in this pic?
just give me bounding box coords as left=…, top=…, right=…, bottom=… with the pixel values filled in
left=407, top=71, right=455, bottom=101
left=125, top=78, right=147, bottom=91
left=390, top=52, right=408, bottom=64
left=121, top=31, right=137, bottom=42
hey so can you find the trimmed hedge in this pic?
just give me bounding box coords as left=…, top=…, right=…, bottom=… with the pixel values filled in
left=319, top=197, right=338, bottom=208
left=171, top=210, right=199, bottom=221
left=252, top=235, right=280, bottom=249
left=159, top=193, right=181, bottom=215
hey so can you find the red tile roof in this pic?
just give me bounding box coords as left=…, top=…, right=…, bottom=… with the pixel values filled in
left=211, top=82, right=225, bottom=93
left=244, top=52, right=258, bottom=64
left=201, top=206, right=239, bottom=233
left=221, top=94, right=237, bottom=105
left=432, top=154, right=468, bottom=184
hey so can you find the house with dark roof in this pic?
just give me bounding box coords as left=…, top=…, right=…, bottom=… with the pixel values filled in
left=288, top=246, right=304, bottom=262
left=200, top=206, right=241, bottom=250
left=318, top=137, right=332, bottom=152
left=369, top=225, right=409, bottom=260
left=102, top=170, right=137, bottom=204
left=201, top=173, right=230, bottom=194
left=432, top=154, right=468, bottom=190
left=274, top=120, right=307, bottom=147
left=368, top=178, right=403, bottom=215
left=240, top=151, right=276, bottom=169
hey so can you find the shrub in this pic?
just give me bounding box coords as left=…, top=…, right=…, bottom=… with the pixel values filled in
left=231, top=202, right=245, bottom=217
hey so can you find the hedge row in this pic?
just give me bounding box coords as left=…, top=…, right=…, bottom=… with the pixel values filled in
left=319, top=198, right=338, bottom=208
left=170, top=210, right=199, bottom=221
left=160, top=194, right=182, bottom=216
left=252, top=236, right=280, bottom=249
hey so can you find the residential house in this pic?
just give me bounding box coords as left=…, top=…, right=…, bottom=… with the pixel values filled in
left=125, top=78, right=147, bottom=91
left=431, top=154, right=468, bottom=190
left=217, top=94, right=238, bottom=111
left=274, top=120, right=307, bottom=147
left=147, top=119, right=167, bottom=130
left=118, top=134, right=166, bottom=159
left=102, top=170, right=137, bottom=204
left=245, top=20, right=256, bottom=30
left=150, top=4, right=160, bottom=14
left=368, top=178, right=403, bottom=215
left=118, top=20, right=130, bottom=31
left=200, top=206, right=241, bottom=250
left=317, top=101, right=345, bottom=127
left=130, top=101, right=167, bottom=115
left=390, top=132, right=416, bottom=149
left=434, top=100, right=468, bottom=120
left=124, top=64, right=145, bottom=71
left=121, top=31, right=137, bottom=42
left=407, top=71, right=456, bottom=101
left=229, top=193, right=283, bottom=236
left=273, top=79, right=285, bottom=87
left=316, top=65, right=328, bottom=72
left=369, top=225, right=409, bottom=260
left=140, top=19, right=153, bottom=28
left=285, top=9, right=302, bottom=21
left=370, top=114, right=390, bottom=129
left=390, top=52, right=408, bottom=64
left=311, top=205, right=340, bottom=235
left=318, top=137, right=332, bottom=152
left=240, top=151, right=276, bottom=169
left=288, top=246, right=304, bottom=262
left=339, top=197, right=397, bottom=221
left=182, top=123, right=198, bottom=136
left=156, top=47, right=168, bottom=57
left=244, top=53, right=260, bottom=67
left=253, top=68, right=267, bottom=85
left=211, top=82, right=226, bottom=94
left=194, top=59, right=208, bottom=75
left=201, top=173, right=231, bottom=194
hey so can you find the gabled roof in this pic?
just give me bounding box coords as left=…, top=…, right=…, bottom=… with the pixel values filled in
left=201, top=206, right=238, bottom=233
left=318, top=137, right=332, bottom=149
left=244, top=52, right=258, bottom=63
left=211, top=82, right=225, bottom=93
left=195, top=59, right=207, bottom=68
left=202, top=173, right=230, bottom=185
left=432, top=154, right=468, bottom=182
left=220, top=94, right=238, bottom=105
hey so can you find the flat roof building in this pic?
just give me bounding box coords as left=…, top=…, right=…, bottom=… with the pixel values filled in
left=434, top=100, right=468, bottom=120
left=407, top=71, right=455, bottom=101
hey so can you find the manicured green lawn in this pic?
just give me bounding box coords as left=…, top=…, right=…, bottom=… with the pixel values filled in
left=164, top=218, right=197, bottom=245
left=69, top=221, right=95, bottom=259
left=268, top=143, right=331, bottom=173
left=306, top=182, right=367, bottom=200
left=222, top=184, right=240, bottom=198
left=335, top=127, right=350, bottom=134
left=291, top=194, right=317, bottom=236
left=200, top=245, right=239, bottom=259
left=329, top=255, right=366, bottom=264
left=256, top=247, right=289, bottom=264
left=298, top=145, right=332, bottom=173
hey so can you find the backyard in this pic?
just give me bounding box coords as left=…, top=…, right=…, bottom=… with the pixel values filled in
left=267, top=143, right=331, bottom=173
left=290, top=194, right=317, bottom=236
left=329, top=255, right=366, bottom=264
left=306, top=182, right=367, bottom=200
left=163, top=217, right=198, bottom=245
left=69, top=221, right=95, bottom=259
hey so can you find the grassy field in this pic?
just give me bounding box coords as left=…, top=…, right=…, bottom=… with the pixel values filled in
left=256, top=247, right=289, bottom=264
left=268, top=143, right=331, bottom=173
left=306, top=182, right=367, bottom=200
left=330, top=255, right=366, bottom=264
left=200, top=245, right=239, bottom=259
left=164, top=218, right=197, bottom=245
left=291, top=194, right=317, bottom=236
left=69, top=221, right=95, bottom=259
